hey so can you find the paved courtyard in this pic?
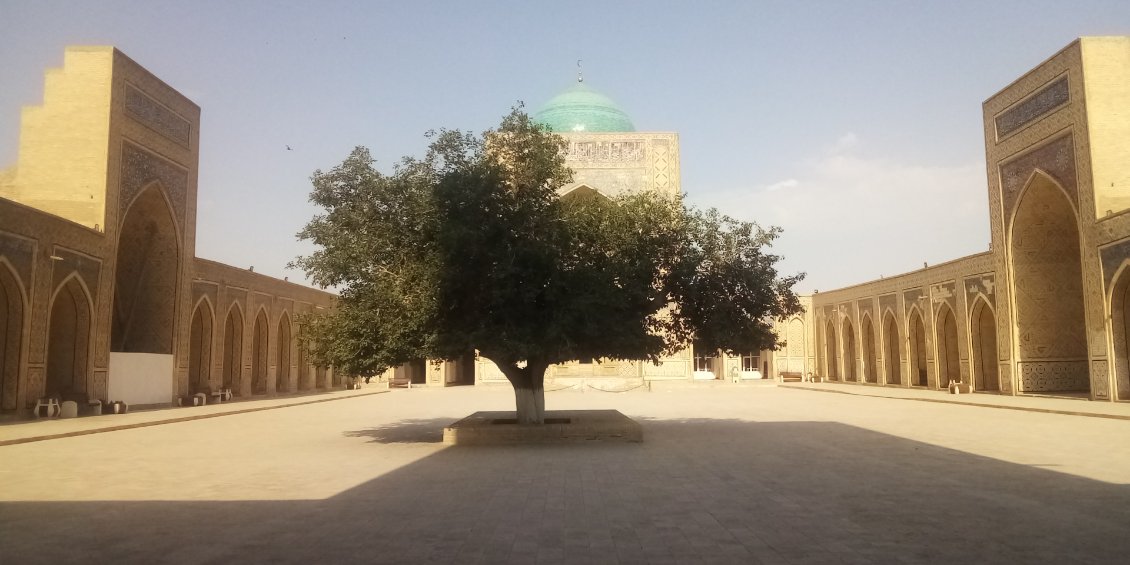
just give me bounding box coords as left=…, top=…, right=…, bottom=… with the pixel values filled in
left=2, top=385, right=1129, bottom=564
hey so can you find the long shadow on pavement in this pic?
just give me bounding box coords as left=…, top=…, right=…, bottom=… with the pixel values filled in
left=3, top=418, right=1130, bottom=564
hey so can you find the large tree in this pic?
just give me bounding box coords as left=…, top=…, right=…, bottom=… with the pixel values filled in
left=293, top=108, right=803, bottom=423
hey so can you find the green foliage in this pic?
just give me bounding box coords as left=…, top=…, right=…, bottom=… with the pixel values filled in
left=292, top=108, right=803, bottom=380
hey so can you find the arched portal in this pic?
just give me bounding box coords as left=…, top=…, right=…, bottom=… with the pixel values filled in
left=1108, top=265, right=1130, bottom=400
left=0, top=263, right=25, bottom=411
left=935, top=304, right=960, bottom=389
left=251, top=309, right=268, bottom=395
left=46, top=276, right=91, bottom=398
left=842, top=320, right=857, bottom=382
left=111, top=186, right=180, bottom=353
left=222, top=305, right=243, bottom=395
left=971, top=298, right=999, bottom=392
left=275, top=313, right=291, bottom=394
left=825, top=320, right=839, bottom=380
left=862, top=315, right=877, bottom=383
left=1010, top=172, right=1089, bottom=393
left=316, top=365, right=327, bottom=389
left=188, top=299, right=213, bottom=394
left=909, top=308, right=928, bottom=386
left=883, top=312, right=901, bottom=385
left=296, top=330, right=310, bottom=391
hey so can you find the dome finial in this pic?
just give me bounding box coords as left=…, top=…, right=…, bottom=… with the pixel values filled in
left=577, top=59, right=583, bottom=83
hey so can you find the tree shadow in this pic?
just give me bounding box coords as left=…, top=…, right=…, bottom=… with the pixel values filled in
left=343, top=417, right=452, bottom=444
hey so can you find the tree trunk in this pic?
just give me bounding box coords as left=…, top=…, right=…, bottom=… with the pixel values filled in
left=490, top=357, right=548, bottom=424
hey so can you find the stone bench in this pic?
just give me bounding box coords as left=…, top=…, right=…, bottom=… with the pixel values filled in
left=779, top=371, right=804, bottom=382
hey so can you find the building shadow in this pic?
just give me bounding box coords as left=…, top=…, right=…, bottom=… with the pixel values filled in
left=3, top=418, right=1130, bottom=564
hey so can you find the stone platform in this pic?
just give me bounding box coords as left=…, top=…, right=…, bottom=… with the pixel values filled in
left=442, top=409, right=643, bottom=445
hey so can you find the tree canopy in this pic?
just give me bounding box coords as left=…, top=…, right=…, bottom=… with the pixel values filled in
left=293, top=108, right=803, bottom=422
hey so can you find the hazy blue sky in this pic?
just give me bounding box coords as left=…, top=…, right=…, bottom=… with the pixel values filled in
left=2, top=1, right=1127, bottom=293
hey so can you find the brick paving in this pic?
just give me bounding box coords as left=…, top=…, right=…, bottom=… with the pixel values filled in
left=2, top=385, right=1129, bottom=564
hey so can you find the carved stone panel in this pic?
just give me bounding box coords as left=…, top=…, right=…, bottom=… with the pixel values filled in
left=1018, top=361, right=1089, bottom=392
left=1091, top=360, right=1110, bottom=400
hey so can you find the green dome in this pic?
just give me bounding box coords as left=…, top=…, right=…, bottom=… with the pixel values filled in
left=534, top=81, right=635, bottom=133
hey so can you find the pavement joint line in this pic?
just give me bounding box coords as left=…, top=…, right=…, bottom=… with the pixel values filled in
left=0, top=390, right=390, bottom=447
left=780, top=384, right=1130, bottom=421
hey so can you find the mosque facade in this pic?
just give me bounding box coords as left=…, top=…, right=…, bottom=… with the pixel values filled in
left=3, top=37, right=1129, bottom=413
left=809, top=37, right=1130, bottom=402
left=0, top=47, right=338, bottom=417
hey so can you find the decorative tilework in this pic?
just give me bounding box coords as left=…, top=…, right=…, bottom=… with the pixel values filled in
left=0, top=231, right=36, bottom=285
left=878, top=294, right=897, bottom=318
left=995, top=76, right=1069, bottom=139
left=999, top=134, right=1077, bottom=216
left=567, top=140, right=645, bottom=163
left=50, top=247, right=101, bottom=300
left=119, top=141, right=188, bottom=230
left=124, top=84, right=191, bottom=148
left=1099, top=238, right=1130, bottom=288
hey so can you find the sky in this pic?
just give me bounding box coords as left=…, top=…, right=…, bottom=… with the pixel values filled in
left=1, top=1, right=1128, bottom=294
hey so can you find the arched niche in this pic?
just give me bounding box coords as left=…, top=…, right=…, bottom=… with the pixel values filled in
left=883, top=311, right=901, bottom=386
left=222, top=304, right=244, bottom=395
left=908, top=307, right=928, bottom=387
left=188, top=297, right=214, bottom=394
left=275, top=313, right=291, bottom=394
left=1108, top=263, right=1130, bottom=400
left=970, top=297, right=1000, bottom=392
left=46, top=275, right=92, bottom=398
left=862, top=315, right=877, bottom=383
left=111, top=185, right=180, bottom=353
left=251, top=309, right=269, bottom=395
left=296, top=323, right=310, bottom=391
left=842, top=319, right=857, bottom=382
left=935, top=304, right=960, bottom=388
left=1, top=261, right=26, bottom=411
left=1009, top=171, right=1089, bottom=393
left=825, top=320, right=839, bottom=380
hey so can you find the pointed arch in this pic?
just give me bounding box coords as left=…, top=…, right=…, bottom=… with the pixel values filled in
left=824, top=318, right=839, bottom=380
left=970, top=295, right=1000, bottom=392
left=251, top=307, right=269, bottom=395
left=46, top=273, right=94, bottom=398
left=882, top=310, right=901, bottom=386
left=222, top=302, right=245, bottom=396
left=842, top=318, right=857, bottom=382
left=0, top=259, right=27, bottom=411
left=1107, top=260, right=1130, bottom=400
left=861, top=313, right=877, bottom=383
left=295, top=316, right=310, bottom=391
left=275, top=311, right=292, bottom=394
left=1008, top=169, right=1088, bottom=392
left=935, top=303, right=960, bottom=389
left=188, top=295, right=214, bottom=394
left=558, top=183, right=609, bottom=200
left=111, top=183, right=181, bottom=354
left=907, top=305, right=928, bottom=387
